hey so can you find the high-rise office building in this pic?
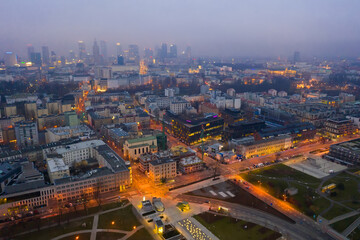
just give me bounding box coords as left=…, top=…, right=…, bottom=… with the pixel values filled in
left=41, top=46, right=50, bottom=65
left=144, top=48, right=154, bottom=59
left=4, top=52, right=17, bottom=66
left=30, top=52, right=42, bottom=66
left=117, top=56, right=125, bottom=65
left=185, top=46, right=192, bottom=59
left=69, top=50, right=76, bottom=61
left=169, top=44, right=177, bottom=58
left=116, top=43, right=123, bottom=56
left=14, top=121, right=39, bottom=148
left=100, top=40, right=108, bottom=64
left=93, top=40, right=100, bottom=65
left=293, top=51, right=300, bottom=63
left=161, top=43, right=168, bottom=60
left=78, top=41, right=86, bottom=60
left=51, top=51, right=57, bottom=64
left=128, top=44, right=140, bottom=64
left=27, top=44, right=34, bottom=61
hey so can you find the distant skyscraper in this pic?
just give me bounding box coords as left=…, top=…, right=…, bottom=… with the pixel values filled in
left=69, top=50, right=76, bottom=61
left=161, top=43, right=168, bottom=60
left=27, top=44, right=34, bottom=61
left=51, top=51, right=57, bottom=64
left=117, top=56, right=125, bottom=65
left=30, top=52, right=42, bottom=66
left=100, top=40, right=108, bottom=64
left=144, top=48, right=154, bottom=59
left=293, top=51, right=300, bottom=63
left=93, top=40, right=100, bottom=65
left=169, top=44, right=177, bottom=58
left=4, top=52, right=17, bottom=66
left=41, top=46, right=50, bottom=65
left=185, top=46, right=192, bottom=59
left=128, top=44, right=140, bottom=64
left=78, top=41, right=86, bottom=60
left=116, top=43, right=123, bottom=56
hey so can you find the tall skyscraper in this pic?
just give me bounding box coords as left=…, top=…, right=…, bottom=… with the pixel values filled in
left=169, top=44, right=177, bottom=58
left=30, top=52, right=42, bottom=66
left=100, top=40, right=108, bottom=64
left=4, top=52, right=17, bottom=66
left=78, top=41, right=86, bottom=60
left=93, top=40, right=100, bottom=65
left=293, top=51, right=300, bottom=63
left=41, top=46, right=50, bottom=65
left=116, top=43, right=123, bottom=56
left=144, top=48, right=154, bottom=59
left=69, top=50, right=76, bottom=61
left=161, top=43, right=168, bottom=60
left=51, top=51, right=57, bottom=64
left=185, top=46, right=192, bottom=59
left=128, top=44, right=140, bottom=64
left=27, top=44, right=34, bottom=61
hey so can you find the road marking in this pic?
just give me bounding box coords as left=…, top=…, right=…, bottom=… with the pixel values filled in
left=218, top=192, right=227, bottom=197
left=226, top=191, right=235, bottom=197
left=209, top=190, right=217, bottom=196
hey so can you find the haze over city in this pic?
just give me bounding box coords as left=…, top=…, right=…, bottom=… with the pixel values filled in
left=1, top=0, right=360, bottom=58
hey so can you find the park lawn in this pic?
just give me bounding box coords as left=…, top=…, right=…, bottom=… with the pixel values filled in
left=96, top=232, right=126, bottom=240
left=323, top=172, right=360, bottom=209
left=97, top=205, right=141, bottom=231
left=127, top=228, right=153, bottom=240
left=59, top=232, right=91, bottom=240
left=15, top=216, right=93, bottom=240
left=241, top=164, right=331, bottom=218
left=322, top=203, right=352, bottom=220
left=330, top=214, right=360, bottom=233
left=194, top=212, right=281, bottom=240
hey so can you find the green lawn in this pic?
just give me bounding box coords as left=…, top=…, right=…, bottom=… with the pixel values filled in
left=194, top=212, right=281, bottom=240
left=330, top=214, right=360, bottom=233
left=127, top=228, right=153, bottom=240
left=59, top=233, right=91, bottom=240
left=14, top=216, right=93, bottom=240
left=97, top=205, right=141, bottom=231
left=96, top=232, right=126, bottom=240
left=322, top=203, right=352, bottom=220
left=241, top=164, right=331, bottom=218
left=323, top=172, right=360, bottom=209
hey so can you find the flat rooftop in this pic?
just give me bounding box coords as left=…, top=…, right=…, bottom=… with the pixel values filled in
left=56, top=140, right=105, bottom=154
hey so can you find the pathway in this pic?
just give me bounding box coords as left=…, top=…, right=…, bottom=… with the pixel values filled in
left=342, top=216, right=360, bottom=237
left=328, top=211, right=360, bottom=225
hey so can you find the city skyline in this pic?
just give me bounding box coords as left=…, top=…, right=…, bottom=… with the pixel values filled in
left=1, top=0, right=360, bottom=58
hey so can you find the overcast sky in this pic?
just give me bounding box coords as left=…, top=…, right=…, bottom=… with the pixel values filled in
left=1, top=0, right=360, bottom=59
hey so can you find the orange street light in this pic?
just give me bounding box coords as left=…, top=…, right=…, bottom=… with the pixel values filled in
left=133, top=226, right=137, bottom=230
left=112, top=221, right=115, bottom=225
left=76, top=236, right=79, bottom=240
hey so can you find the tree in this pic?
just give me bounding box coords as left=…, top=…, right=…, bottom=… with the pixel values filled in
left=94, top=178, right=104, bottom=208
left=337, top=182, right=345, bottom=191
left=160, top=177, right=167, bottom=184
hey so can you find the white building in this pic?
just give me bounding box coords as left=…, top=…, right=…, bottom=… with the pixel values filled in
left=170, top=97, right=190, bottom=114
left=46, top=158, right=70, bottom=183
left=55, top=140, right=105, bottom=166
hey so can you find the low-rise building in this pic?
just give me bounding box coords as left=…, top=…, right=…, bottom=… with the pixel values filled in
left=149, top=158, right=176, bottom=182
left=45, top=125, right=94, bottom=143
left=123, top=135, right=158, bottom=160
left=324, top=118, right=357, bottom=139
left=179, top=156, right=204, bottom=174
left=325, top=138, right=360, bottom=166
left=237, top=135, right=292, bottom=159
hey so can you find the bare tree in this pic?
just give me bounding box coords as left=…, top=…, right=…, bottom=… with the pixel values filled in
left=93, top=178, right=104, bottom=209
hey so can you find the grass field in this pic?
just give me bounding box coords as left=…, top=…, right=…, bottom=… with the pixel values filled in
left=330, top=214, right=360, bottom=233
left=127, top=228, right=153, bottom=240
left=194, top=212, right=281, bottom=240
left=97, top=205, right=141, bottom=231
left=323, top=172, right=360, bottom=209
left=240, top=164, right=331, bottom=218
left=95, top=232, right=126, bottom=240
left=348, top=227, right=360, bottom=240
left=14, top=216, right=93, bottom=240
left=322, top=203, right=352, bottom=220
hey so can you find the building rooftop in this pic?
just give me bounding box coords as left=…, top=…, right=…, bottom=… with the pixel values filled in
left=149, top=158, right=175, bottom=166
left=126, top=135, right=156, bottom=145
left=47, top=158, right=69, bottom=173
left=94, top=144, right=129, bottom=173
left=180, top=156, right=203, bottom=166
left=47, top=125, right=93, bottom=136
left=56, top=140, right=105, bottom=154
left=110, top=128, right=129, bottom=138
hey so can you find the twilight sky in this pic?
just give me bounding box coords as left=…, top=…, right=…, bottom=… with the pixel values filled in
left=1, top=0, right=360, bottom=59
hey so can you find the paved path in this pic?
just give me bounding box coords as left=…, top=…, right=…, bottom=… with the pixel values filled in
left=90, top=214, right=99, bottom=240
left=328, top=211, right=360, bottom=225
left=342, top=216, right=360, bottom=237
